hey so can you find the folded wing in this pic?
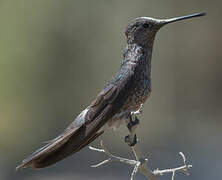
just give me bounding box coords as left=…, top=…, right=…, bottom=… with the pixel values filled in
left=16, top=67, right=135, bottom=169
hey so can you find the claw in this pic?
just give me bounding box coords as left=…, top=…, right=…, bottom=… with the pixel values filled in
left=125, top=134, right=138, bottom=147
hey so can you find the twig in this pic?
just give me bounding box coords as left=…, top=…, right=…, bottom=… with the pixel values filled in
left=89, top=141, right=191, bottom=180
left=89, top=140, right=149, bottom=180
left=89, top=104, right=192, bottom=179
left=152, top=152, right=192, bottom=178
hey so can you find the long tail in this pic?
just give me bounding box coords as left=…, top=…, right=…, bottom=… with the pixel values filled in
left=16, top=81, right=122, bottom=170
left=16, top=126, right=104, bottom=170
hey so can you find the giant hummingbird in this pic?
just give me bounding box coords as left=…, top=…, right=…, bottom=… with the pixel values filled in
left=16, top=12, right=206, bottom=170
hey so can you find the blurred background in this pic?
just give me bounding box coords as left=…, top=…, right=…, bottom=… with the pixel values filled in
left=0, top=0, right=221, bottom=180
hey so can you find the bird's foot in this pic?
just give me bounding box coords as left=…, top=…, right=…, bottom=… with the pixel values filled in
left=125, top=134, right=138, bottom=146
left=125, top=113, right=140, bottom=147
left=127, top=115, right=140, bottom=131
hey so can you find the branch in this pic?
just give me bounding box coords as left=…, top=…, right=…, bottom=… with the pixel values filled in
left=89, top=140, right=149, bottom=180
left=89, top=141, right=192, bottom=180
left=89, top=141, right=138, bottom=168
left=89, top=105, right=192, bottom=180
left=152, top=152, right=192, bottom=179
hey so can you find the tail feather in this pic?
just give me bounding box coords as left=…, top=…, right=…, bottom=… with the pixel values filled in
left=16, top=125, right=104, bottom=170
left=16, top=79, right=123, bottom=170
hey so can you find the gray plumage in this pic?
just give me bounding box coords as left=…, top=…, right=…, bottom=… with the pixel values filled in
left=16, top=12, right=206, bottom=170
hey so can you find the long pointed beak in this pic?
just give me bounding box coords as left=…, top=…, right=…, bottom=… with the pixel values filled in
left=162, top=12, right=206, bottom=25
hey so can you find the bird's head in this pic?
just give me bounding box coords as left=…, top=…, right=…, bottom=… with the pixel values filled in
left=125, top=12, right=206, bottom=47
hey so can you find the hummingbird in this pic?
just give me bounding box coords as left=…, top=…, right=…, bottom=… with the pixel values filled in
left=16, top=12, right=205, bottom=170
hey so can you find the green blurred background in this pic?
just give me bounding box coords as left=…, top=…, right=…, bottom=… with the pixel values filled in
left=0, top=0, right=221, bottom=180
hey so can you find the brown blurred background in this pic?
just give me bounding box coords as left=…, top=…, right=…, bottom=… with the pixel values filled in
left=0, top=0, right=221, bottom=180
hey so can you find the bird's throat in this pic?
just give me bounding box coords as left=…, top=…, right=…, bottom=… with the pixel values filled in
left=122, top=43, right=153, bottom=76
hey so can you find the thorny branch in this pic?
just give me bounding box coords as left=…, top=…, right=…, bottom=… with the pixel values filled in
left=89, top=105, right=192, bottom=180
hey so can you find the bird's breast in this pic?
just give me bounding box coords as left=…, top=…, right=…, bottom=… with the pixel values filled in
left=106, top=71, right=151, bottom=130
left=123, top=67, right=151, bottom=111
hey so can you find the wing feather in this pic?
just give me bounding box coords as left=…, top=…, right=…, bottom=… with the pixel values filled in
left=16, top=67, right=135, bottom=169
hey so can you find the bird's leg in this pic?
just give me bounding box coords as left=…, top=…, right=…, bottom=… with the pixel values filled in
left=125, top=115, right=139, bottom=146
left=90, top=102, right=192, bottom=180
left=125, top=104, right=143, bottom=147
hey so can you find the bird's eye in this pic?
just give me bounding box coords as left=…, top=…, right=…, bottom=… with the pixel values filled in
left=142, top=23, right=150, bottom=29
